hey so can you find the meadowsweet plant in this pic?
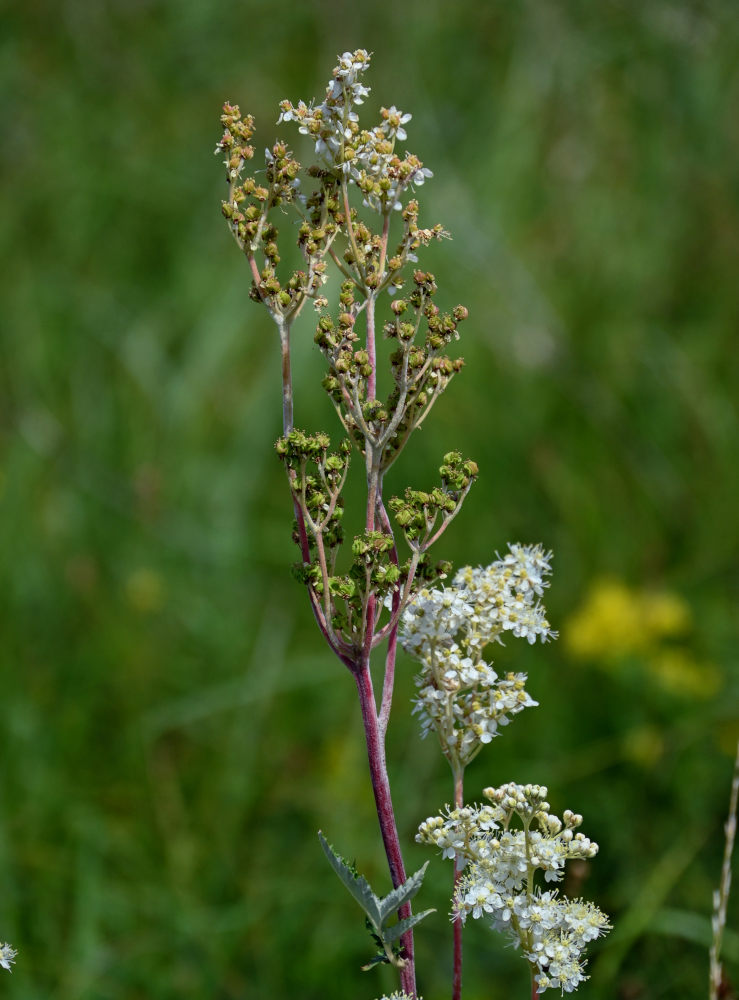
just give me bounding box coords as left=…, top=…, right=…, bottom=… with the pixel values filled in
left=216, top=49, right=610, bottom=998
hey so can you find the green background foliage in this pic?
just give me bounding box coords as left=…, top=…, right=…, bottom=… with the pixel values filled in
left=2, top=0, right=738, bottom=997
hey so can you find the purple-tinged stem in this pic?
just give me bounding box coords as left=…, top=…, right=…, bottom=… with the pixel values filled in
left=355, top=664, right=417, bottom=997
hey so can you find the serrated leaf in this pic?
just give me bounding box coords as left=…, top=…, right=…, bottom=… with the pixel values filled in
left=318, top=831, right=382, bottom=927
left=382, top=908, right=436, bottom=944
left=360, top=952, right=390, bottom=972
left=378, top=860, right=430, bottom=924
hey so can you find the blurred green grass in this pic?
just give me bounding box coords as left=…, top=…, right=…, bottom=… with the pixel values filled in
left=1, top=0, right=738, bottom=997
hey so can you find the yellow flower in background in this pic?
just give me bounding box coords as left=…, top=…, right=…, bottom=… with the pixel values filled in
left=647, top=649, right=721, bottom=698
left=642, top=591, right=692, bottom=638
left=564, top=577, right=719, bottom=700
left=565, top=579, right=654, bottom=659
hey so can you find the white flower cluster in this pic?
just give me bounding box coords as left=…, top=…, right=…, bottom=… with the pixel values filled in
left=374, top=994, right=421, bottom=1000
left=418, top=784, right=610, bottom=995
left=416, top=802, right=500, bottom=861
left=399, top=545, right=555, bottom=764
left=452, top=543, right=557, bottom=647
left=277, top=49, right=431, bottom=212
left=0, top=942, right=16, bottom=972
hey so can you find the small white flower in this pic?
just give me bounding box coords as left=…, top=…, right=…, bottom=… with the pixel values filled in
left=0, top=943, right=17, bottom=972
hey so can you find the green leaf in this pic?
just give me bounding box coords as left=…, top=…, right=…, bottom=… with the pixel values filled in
left=318, top=831, right=382, bottom=927
left=378, top=860, right=430, bottom=924
left=382, top=908, right=436, bottom=944
left=360, top=952, right=390, bottom=972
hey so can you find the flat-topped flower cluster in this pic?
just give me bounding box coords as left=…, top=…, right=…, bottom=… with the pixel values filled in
left=399, top=545, right=556, bottom=766
left=417, top=783, right=610, bottom=994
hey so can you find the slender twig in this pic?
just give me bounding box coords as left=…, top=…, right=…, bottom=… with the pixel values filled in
left=709, top=739, right=739, bottom=1000
left=366, top=292, right=377, bottom=400
left=373, top=552, right=421, bottom=647
left=378, top=212, right=391, bottom=283
left=328, top=245, right=360, bottom=285
left=423, top=482, right=475, bottom=550
left=342, top=179, right=365, bottom=285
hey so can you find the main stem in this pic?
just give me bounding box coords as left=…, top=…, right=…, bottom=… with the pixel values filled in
left=452, top=764, right=464, bottom=1000
left=355, top=665, right=416, bottom=996
left=278, top=318, right=294, bottom=432
left=355, top=373, right=416, bottom=994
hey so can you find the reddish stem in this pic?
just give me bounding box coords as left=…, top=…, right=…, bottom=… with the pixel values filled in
left=248, top=253, right=262, bottom=291
left=355, top=665, right=417, bottom=997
